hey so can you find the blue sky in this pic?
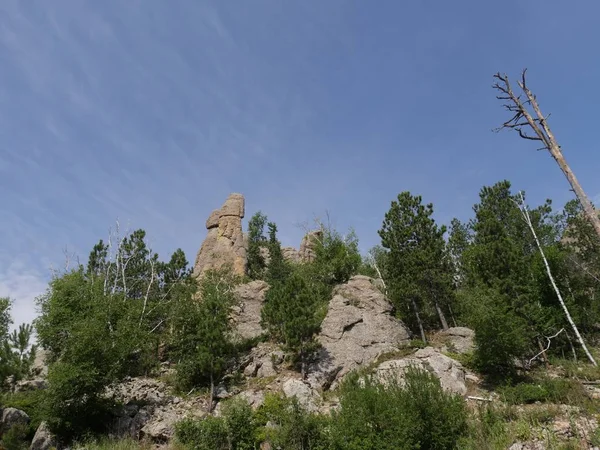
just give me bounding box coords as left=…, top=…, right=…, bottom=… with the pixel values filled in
left=2, top=0, right=600, bottom=327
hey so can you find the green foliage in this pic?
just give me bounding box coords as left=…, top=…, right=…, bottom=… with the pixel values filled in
left=330, top=366, right=468, bottom=450
left=172, top=270, right=236, bottom=398
left=0, top=298, right=36, bottom=388
left=312, top=227, right=362, bottom=286
left=378, top=192, right=454, bottom=334
left=1, top=423, right=29, bottom=450
left=498, top=378, right=593, bottom=410
left=459, top=287, right=530, bottom=376
left=1, top=389, right=47, bottom=437
left=265, top=222, right=290, bottom=283
left=175, top=398, right=255, bottom=450
left=176, top=416, right=229, bottom=450
left=254, top=394, right=329, bottom=450
left=246, top=212, right=268, bottom=280
left=34, top=229, right=195, bottom=439
left=261, top=272, right=322, bottom=376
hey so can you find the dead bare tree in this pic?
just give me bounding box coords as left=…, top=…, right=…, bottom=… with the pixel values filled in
left=493, top=70, right=600, bottom=241
left=515, top=192, right=597, bottom=366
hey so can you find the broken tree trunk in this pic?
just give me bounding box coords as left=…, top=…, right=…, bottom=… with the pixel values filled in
left=493, top=70, right=600, bottom=242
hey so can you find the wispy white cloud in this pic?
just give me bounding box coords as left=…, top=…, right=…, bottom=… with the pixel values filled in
left=0, top=260, right=49, bottom=329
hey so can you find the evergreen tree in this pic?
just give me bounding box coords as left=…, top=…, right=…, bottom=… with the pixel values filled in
left=265, top=222, right=289, bottom=283
left=173, top=270, right=236, bottom=411
left=378, top=192, right=453, bottom=339
left=0, top=299, right=36, bottom=388
left=247, top=212, right=268, bottom=280
left=261, top=273, right=321, bottom=378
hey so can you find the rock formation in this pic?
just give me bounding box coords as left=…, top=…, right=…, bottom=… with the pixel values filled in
left=299, top=230, right=322, bottom=262
left=193, top=193, right=247, bottom=278
left=30, top=421, right=57, bottom=450
left=434, top=327, right=475, bottom=355
left=374, top=347, right=467, bottom=395
left=108, top=376, right=206, bottom=442
left=309, top=275, right=411, bottom=389
left=231, top=280, right=270, bottom=340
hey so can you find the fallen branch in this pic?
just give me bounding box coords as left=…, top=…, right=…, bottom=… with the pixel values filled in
left=467, top=396, right=493, bottom=402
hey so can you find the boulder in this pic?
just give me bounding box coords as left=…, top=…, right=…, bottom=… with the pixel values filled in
left=435, top=327, right=475, bottom=354
left=1, top=407, right=30, bottom=432
left=237, top=389, right=266, bottom=410
left=140, top=408, right=181, bottom=442
left=29, top=421, right=57, bottom=450
left=243, top=343, right=284, bottom=378
left=232, top=280, right=269, bottom=340
left=282, top=379, right=320, bottom=412
left=193, top=193, right=247, bottom=278
left=309, top=275, right=411, bottom=389
left=374, top=347, right=467, bottom=395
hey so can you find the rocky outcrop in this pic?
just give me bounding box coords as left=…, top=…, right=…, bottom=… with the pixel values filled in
left=1, top=407, right=30, bottom=432
left=299, top=230, right=322, bottom=262
left=232, top=280, right=269, bottom=341
left=107, top=377, right=205, bottom=443
left=242, top=342, right=284, bottom=378
left=30, top=421, right=57, bottom=450
left=281, top=247, right=301, bottom=263
left=309, top=275, right=411, bottom=389
left=374, top=347, right=467, bottom=395
left=193, top=193, right=247, bottom=278
left=282, top=379, right=320, bottom=412
left=434, top=327, right=475, bottom=355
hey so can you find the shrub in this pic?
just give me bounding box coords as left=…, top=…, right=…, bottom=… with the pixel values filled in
left=330, top=366, right=468, bottom=449
left=175, top=398, right=256, bottom=450
left=498, top=383, right=549, bottom=404
left=1, top=389, right=47, bottom=437
left=1, top=423, right=29, bottom=450
left=176, top=416, right=229, bottom=450
left=459, top=287, right=530, bottom=377
left=254, top=393, right=329, bottom=450
left=498, top=378, right=592, bottom=409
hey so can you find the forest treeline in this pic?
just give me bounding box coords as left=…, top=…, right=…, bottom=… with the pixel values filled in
left=0, top=178, right=599, bottom=449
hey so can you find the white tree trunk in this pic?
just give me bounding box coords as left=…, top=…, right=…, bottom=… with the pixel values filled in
left=516, top=192, right=597, bottom=366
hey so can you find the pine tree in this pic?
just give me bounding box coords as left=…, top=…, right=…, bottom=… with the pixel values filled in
left=247, top=212, right=268, bottom=280
left=261, top=273, right=321, bottom=378
left=378, top=192, right=453, bottom=339
left=265, top=222, right=289, bottom=283
left=173, top=270, right=235, bottom=411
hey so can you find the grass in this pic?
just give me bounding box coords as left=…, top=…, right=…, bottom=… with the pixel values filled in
left=550, top=357, right=600, bottom=381
left=73, top=437, right=188, bottom=449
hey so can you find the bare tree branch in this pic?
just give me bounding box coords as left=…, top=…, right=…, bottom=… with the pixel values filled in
left=527, top=328, right=564, bottom=369
left=494, top=70, right=600, bottom=241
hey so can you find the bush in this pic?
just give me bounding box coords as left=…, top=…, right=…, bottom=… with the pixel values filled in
left=176, top=416, right=229, bottom=450
left=498, top=383, right=550, bottom=404
left=1, top=423, right=29, bottom=450
left=175, top=398, right=256, bottom=450
left=330, top=366, right=468, bottom=449
left=498, top=378, right=594, bottom=410
left=459, top=287, right=530, bottom=377
left=254, top=394, right=329, bottom=450
left=1, top=389, right=47, bottom=437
